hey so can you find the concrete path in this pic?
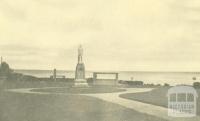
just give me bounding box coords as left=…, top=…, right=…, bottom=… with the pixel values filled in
left=5, top=87, right=200, bottom=121
left=83, top=88, right=200, bottom=121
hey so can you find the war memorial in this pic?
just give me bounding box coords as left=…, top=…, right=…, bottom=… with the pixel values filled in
left=74, top=45, right=89, bottom=87
left=73, top=45, right=118, bottom=87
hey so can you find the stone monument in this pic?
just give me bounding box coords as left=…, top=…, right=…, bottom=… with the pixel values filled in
left=74, top=45, right=88, bottom=87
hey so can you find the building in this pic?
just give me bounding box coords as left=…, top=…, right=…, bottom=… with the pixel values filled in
left=167, top=86, right=198, bottom=117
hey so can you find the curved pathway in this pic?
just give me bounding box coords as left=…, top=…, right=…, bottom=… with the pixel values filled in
left=5, top=87, right=200, bottom=121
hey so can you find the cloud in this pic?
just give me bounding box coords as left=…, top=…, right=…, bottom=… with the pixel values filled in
left=0, top=0, right=200, bottom=71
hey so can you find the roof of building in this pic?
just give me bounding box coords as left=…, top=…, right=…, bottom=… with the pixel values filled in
left=167, top=85, right=198, bottom=97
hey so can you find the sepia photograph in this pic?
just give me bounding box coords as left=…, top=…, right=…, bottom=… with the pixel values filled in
left=0, top=0, right=200, bottom=121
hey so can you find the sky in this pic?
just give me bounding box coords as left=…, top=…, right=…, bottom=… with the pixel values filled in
left=0, top=0, right=200, bottom=71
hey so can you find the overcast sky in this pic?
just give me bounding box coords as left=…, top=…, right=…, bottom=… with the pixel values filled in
left=0, top=0, right=200, bottom=71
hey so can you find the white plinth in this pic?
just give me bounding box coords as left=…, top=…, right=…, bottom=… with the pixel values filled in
left=74, top=79, right=89, bottom=87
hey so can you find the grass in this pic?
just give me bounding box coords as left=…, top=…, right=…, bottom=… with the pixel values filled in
left=0, top=90, right=167, bottom=121
left=32, top=86, right=126, bottom=94
left=120, top=87, right=200, bottom=116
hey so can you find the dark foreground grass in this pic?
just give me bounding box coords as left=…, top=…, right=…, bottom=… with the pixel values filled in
left=0, top=90, right=167, bottom=121
left=120, top=87, right=200, bottom=116
left=32, top=86, right=126, bottom=94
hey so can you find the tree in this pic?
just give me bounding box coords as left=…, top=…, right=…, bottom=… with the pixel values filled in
left=0, top=62, right=13, bottom=77
left=193, top=82, right=200, bottom=88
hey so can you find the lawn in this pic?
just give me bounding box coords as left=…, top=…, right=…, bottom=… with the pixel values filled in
left=0, top=89, right=168, bottom=121
left=120, top=87, right=200, bottom=116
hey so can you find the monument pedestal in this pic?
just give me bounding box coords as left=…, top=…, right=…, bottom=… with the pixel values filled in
left=74, top=63, right=89, bottom=87
left=74, top=79, right=89, bottom=87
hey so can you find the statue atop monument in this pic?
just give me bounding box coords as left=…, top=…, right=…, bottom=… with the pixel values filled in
left=78, top=45, right=83, bottom=63
left=74, top=45, right=88, bottom=87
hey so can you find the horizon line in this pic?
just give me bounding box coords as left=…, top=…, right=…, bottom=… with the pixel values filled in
left=14, top=69, right=200, bottom=73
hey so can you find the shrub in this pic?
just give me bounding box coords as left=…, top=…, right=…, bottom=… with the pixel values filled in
left=164, top=83, right=170, bottom=87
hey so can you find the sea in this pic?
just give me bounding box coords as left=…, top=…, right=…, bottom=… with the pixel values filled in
left=14, top=70, right=200, bottom=86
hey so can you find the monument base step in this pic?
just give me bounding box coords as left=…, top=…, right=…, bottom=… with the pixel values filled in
left=74, top=79, right=89, bottom=87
